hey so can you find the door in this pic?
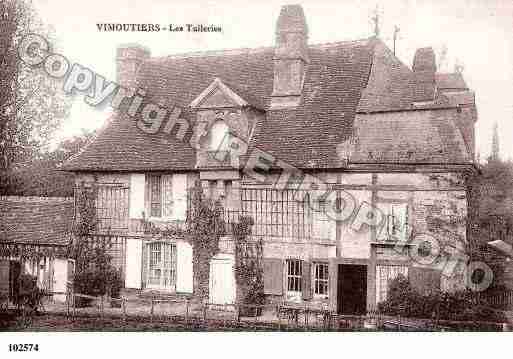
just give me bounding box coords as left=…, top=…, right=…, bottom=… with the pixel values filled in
left=0, top=260, right=9, bottom=298
left=209, top=256, right=235, bottom=305
left=9, top=261, right=21, bottom=301
left=146, top=242, right=177, bottom=291
left=337, top=264, right=367, bottom=315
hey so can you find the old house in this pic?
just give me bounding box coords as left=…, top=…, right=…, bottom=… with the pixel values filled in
left=0, top=196, right=74, bottom=302
left=61, top=5, right=477, bottom=314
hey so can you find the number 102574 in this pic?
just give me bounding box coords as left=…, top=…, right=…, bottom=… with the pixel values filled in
left=8, top=344, right=39, bottom=352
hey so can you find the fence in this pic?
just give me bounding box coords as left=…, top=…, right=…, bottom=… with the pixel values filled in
left=471, top=290, right=513, bottom=310
left=3, top=289, right=509, bottom=331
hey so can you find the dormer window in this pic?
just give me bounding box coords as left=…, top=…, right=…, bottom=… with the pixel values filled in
left=209, top=120, right=229, bottom=152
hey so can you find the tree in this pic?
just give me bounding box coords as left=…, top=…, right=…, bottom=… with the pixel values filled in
left=490, top=122, right=500, bottom=162
left=2, top=129, right=95, bottom=197
left=0, top=0, right=70, bottom=194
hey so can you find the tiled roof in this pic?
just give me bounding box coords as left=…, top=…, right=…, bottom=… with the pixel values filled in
left=63, top=39, right=376, bottom=170
left=0, top=197, right=73, bottom=246
left=349, top=108, right=471, bottom=164
left=62, top=38, right=473, bottom=171
left=436, top=73, right=468, bottom=91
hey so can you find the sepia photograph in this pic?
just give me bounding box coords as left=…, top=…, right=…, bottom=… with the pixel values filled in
left=1, top=0, right=513, bottom=355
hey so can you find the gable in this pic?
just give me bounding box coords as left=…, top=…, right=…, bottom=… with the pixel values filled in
left=190, top=77, right=251, bottom=109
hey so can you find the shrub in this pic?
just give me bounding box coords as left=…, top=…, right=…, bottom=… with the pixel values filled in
left=15, top=274, right=44, bottom=314
left=73, top=244, right=123, bottom=307
left=377, top=275, right=506, bottom=323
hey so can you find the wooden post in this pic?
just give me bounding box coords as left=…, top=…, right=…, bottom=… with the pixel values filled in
left=72, top=290, right=76, bottom=318
left=122, top=297, right=127, bottom=323
left=278, top=304, right=282, bottom=330
left=305, top=307, right=309, bottom=330
left=66, top=290, right=70, bottom=318
left=100, top=295, right=104, bottom=319
left=235, top=303, right=240, bottom=323
left=150, top=297, right=154, bottom=323
left=185, top=298, right=189, bottom=324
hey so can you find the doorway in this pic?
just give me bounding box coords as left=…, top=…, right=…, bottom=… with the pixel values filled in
left=9, top=261, right=21, bottom=301
left=209, top=255, right=236, bottom=305
left=337, top=264, right=367, bottom=315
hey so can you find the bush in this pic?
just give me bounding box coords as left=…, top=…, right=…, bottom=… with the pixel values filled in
left=73, top=245, right=123, bottom=307
left=15, top=274, right=44, bottom=314
left=377, top=275, right=506, bottom=323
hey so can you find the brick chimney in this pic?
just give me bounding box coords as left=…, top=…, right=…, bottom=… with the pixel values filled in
left=116, top=44, right=151, bottom=89
left=270, top=4, right=309, bottom=109
left=412, top=47, right=437, bottom=101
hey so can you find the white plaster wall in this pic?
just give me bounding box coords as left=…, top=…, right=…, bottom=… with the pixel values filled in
left=125, top=237, right=143, bottom=289
left=339, top=189, right=373, bottom=259
left=176, top=241, right=193, bottom=293
left=53, top=259, right=68, bottom=302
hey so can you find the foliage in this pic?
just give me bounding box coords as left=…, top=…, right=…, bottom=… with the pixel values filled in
left=467, top=158, right=513, bottom=288
left=377, top=275, right=506, bottom=323
left=2, top=129, right=96, bottom=197
left=233, top=216, right=264, bottom=314
left=0, top=0, right=71, bottom=185
left=186, top=181, right=226, bottom=298
left=14, top=273, right=45, bottom=314
left=72, top=242, right=123, bottom=307
left=73, top=181, right=98, bottom=236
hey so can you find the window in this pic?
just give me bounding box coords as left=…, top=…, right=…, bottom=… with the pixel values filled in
left=377, top=202, right=409, bottom=241
left=147, top=174, right=175, bottom=219
left=376, top=265, right=408, bottom=304
left=286, top=259, right=302, bottom=292
left=147, top=242, right=177, bottom=290
left=314, top=262, right=329, bottom=297
left=149, top=174, right=162, bottom=217
left=209, top=120, right=229, bottom=151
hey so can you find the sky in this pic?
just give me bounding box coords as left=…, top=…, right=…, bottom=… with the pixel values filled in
left=33, top=0, right=513, bottom=160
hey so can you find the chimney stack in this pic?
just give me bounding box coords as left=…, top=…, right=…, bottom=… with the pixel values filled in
left=270, top=5, right=309, bottom=109
left=412, top=47, right=437, bottom=101
left=116, top=44, right=151, bottom=89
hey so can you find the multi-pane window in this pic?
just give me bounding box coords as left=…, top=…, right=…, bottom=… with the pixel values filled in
left=314, top=263, right=329, bottom=297
left=377, top=202, right=409, bottom=241
left=286, top=259, right=302, bottom=292
left=147, top=242, right=176, bottom=290
left=149, top=174, right=162, bottom=217
left=147, top=174, right=175, bottom=218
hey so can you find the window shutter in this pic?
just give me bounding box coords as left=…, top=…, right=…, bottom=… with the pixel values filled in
left=172, top=174, right=188, bottom=220
left=125, top=239, right=143, bottom=289
left=408, top=267, right=441, bottom=295
left=141, top=243, right=148, bottom=289
left=176, top=241, right=193, bottom=293
left=302, top=261, right=312, bottom=300
left=129, top=174, right=146, bottom=219
left=263, top=258, right=283, bottom=295
left=162, top=175, right=174, bottom=218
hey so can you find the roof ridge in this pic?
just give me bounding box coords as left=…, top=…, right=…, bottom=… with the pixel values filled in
left=0, top=196, right=73, bottom=203
left=149, top=37, right=374, bottom=61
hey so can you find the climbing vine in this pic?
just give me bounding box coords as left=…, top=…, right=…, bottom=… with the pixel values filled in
left=186, top=181, right=226, bottom=298
left=73, top=181, right=98, bottom=236
left=233, top=216, right=264, bottom=314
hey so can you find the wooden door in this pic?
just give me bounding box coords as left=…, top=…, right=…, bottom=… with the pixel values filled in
left=209, top=257, right=235, bottom=305
left=337, top=264, right=367, bottom=315
left=0, top=260, right=9, bottom=298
